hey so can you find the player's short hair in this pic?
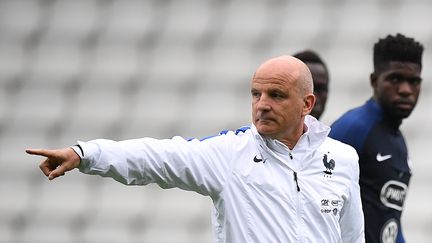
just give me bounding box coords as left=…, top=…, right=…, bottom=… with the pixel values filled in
left=293, top=50, right=328, bottom=73
left=373, top=33, right=424, bottom=72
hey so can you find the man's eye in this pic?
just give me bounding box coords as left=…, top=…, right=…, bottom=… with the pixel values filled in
left=389, top=76, right=402, bottom=83
left=271, top=93, right=285, bottom=99
left=409, top=78, right=422, bottom=86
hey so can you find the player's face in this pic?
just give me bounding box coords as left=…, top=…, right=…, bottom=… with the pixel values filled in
left=307, top=63, right=329, bottom=120
left=251, top=75, right=307, bottom=140
left=372, top=61, right=422, bottom=120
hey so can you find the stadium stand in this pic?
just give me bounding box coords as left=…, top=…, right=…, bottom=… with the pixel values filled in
left=1, top=0, right=431, bottom=242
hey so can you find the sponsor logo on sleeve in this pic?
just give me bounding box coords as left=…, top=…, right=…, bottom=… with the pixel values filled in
left=380, top=180, right=408, bottom=211
left=380, top=218, right=398, bottom=243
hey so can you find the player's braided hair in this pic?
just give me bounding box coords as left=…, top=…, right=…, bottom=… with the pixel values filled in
left=373, top=33, right=424, bottom=72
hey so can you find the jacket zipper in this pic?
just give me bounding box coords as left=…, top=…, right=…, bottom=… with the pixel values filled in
left=293, top=171, right=300, bottom=192
left=293, top=170, right=303, bottom=242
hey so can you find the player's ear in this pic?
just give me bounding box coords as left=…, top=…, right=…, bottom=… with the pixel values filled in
left=303, top=93, right=316, bottom=116
left=370, top=72, right=378, bottom=88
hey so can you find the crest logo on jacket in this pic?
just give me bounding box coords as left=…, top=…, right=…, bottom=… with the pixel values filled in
left=323, top=153, right=335, bottom=178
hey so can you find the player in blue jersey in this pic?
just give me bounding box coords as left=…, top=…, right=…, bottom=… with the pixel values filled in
left=329, top=33, right=424, bottom=243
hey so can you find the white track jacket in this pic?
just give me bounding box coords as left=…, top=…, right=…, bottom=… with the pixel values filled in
left=76, top=116, right=365, bottom=243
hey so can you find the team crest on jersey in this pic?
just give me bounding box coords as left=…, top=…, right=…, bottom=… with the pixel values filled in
left=322, top=152, right=336, bottom=178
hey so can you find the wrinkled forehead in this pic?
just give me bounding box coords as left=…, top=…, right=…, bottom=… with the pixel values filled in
left=252, top=70, right=298, bottom=87
left=251, top=56, right=313, bottom=94
left=253, top=57, right=302, bottom=83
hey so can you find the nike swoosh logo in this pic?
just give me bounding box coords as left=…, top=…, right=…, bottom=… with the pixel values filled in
left=253, top=155, right=263, bottom=163
left=376, top=153, right=392, bottom=162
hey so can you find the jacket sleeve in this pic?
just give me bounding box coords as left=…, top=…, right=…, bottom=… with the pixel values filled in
left=339, top=151, right=365, bottom=243
left=76, top=134, right=234, bottom=197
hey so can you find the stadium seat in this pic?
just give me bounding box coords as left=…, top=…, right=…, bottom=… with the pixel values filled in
left=1, top=0, right=431, bottom=242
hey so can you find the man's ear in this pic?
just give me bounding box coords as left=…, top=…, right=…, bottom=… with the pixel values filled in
left=370, top=72, right=377, bottom=88
left=303, top=94, right=316, bottom=116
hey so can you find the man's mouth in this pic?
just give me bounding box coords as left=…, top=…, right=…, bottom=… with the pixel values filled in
left=257, top=116, right=275, bottom=123
left=394, top=100, right=414, bottom=110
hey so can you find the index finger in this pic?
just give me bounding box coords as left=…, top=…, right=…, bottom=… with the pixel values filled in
left=25, top=148, right=55, bottom=157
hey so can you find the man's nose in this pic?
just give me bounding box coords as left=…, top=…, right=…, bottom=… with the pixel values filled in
left=256, top=95, right=271, bottom=110
left=398, top=81, right=414, bottom=96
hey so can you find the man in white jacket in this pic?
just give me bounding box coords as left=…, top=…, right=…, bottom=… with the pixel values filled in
left=27, top=56, right=365, bottom=242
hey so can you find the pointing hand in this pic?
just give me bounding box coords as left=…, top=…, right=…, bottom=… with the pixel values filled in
left=26, top=148, right=81, bottom=180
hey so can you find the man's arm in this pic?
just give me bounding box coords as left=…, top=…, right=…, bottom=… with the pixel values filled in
left=27, top=134, right=234, bottom=197
left=339, top=153, right=365, bottom=243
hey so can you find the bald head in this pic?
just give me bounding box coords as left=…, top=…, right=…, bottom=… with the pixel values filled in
left=253, top=55, right=314, bottom=95
left=251, top=55, right=316, bottom=148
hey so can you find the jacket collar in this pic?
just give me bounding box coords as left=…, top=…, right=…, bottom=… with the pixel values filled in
left=251, top=115, right=330, bottom=155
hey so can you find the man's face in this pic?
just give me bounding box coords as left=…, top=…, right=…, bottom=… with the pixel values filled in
left=372, top=61, right=422, bottom=120
left=251, top=75, right=306, bottom=140
left=306, top=63, right=329, bottom=120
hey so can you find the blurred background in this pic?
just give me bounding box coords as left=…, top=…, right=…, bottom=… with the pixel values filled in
left=0, top=0, right=431, bottom=242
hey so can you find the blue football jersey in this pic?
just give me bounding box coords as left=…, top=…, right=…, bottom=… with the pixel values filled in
left=330, top=99, right=411, bottom=243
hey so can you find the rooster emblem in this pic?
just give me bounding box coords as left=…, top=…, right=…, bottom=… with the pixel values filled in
left=323, top=153, right=335, bottom=177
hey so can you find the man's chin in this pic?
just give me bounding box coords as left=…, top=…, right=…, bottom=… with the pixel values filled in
left=256, top=125, right=276, bottom=136
left=398, top=111, right=413, bottom=119
left=393, top=108, right=413, bottom=119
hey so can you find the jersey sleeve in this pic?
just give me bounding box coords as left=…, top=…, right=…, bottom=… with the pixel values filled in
left=76, top=134, right=234, bottom=197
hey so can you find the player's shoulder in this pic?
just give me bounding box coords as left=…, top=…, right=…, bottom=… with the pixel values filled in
left=332, top=106, right=369, bottom=130
left=330, top=100, right=382, bottom=148
left=332, top=100, right=382, bottom=131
